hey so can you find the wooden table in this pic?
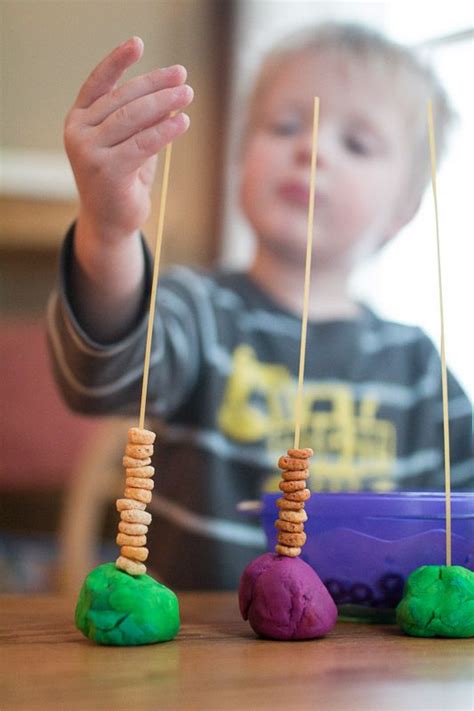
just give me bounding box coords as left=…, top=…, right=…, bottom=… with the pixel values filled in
left=1, top=593, right=473, bottom=710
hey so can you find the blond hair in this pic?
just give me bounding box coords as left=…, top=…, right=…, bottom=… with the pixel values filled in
left=244, top=22, right=455, bottom=198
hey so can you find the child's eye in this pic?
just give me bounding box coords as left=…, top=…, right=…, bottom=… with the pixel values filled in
left=344, top=135, right=372, bottom=156
left=268, top=119, right=302, bottom=136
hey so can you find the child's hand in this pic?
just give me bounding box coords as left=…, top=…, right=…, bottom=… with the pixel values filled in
left=64, top=37, right=193, bottom=242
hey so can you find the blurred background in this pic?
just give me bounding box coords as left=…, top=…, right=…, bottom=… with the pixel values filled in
left=1, top=0, right=472, bottom=593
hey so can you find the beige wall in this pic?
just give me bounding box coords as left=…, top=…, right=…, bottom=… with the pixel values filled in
left=1, top=0, right=230, bottom=264
left=1, top=1, right=194, bottom=151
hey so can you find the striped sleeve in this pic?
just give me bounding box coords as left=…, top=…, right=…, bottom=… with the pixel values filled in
left=46, top=227, right=205, bottom=418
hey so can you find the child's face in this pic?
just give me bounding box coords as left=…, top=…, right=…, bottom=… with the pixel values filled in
left=240, top=50, right=414, bottom=269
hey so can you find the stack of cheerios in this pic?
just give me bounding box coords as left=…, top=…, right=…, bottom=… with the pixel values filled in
left=115, top=427, right=156, bottom=575
left=275, top=448, right=313, bottom=557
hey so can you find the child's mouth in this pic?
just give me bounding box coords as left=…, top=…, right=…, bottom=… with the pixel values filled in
left=278, top=182, right=324, bottom=209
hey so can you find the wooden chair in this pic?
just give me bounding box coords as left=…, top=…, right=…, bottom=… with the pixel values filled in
left=56, top=418, right=129, bottom=595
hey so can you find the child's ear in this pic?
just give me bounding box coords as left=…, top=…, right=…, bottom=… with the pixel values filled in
left=380, top=192, right=423, bottom=249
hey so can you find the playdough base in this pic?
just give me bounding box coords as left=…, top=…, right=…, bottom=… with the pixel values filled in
left=75, top=562, right=180, bottom=645
left=396, top=565, right=474, bottom=638
left=239, top=552, right=338, bottom=640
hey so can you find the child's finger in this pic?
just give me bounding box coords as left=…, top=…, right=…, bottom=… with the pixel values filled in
left=75, top=36, right=144, bottom=110
left=87, top=65, right=188, bottom=127
left=97, top=85, right=193, bottom=149
left=111, top=112, right=190, bottom=173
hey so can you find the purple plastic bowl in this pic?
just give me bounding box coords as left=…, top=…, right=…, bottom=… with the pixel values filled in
left=262, top=492, right=474, bottom=620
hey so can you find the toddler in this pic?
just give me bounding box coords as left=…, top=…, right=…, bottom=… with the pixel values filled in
left=47, top=23, right=472, bottom=589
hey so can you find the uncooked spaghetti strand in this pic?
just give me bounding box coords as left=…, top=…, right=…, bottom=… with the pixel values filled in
left=294, top=97, right=320, bottom=450
left=139, top=138, right=173, bottom=430
left=427, top=100, right=451, bottom=566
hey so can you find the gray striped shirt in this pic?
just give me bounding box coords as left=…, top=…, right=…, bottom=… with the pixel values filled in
left=47, top=229, right=473, bottom=588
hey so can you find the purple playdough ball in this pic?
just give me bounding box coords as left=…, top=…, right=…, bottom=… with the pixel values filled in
left=239, top=552, right=338, bottom=640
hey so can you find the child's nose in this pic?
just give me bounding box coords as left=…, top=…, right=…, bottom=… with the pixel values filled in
left=295, top=128, right=329, bottom=169
left=295, top=132, right=313, bottom=165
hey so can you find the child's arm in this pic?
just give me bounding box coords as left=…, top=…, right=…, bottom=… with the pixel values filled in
left=64, top=37, right=193, bottom=343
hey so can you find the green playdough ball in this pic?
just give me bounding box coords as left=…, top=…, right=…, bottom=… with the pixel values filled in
left=75, top=562, right=180, bottom=645
left=396, top=565, right=474, bottom=638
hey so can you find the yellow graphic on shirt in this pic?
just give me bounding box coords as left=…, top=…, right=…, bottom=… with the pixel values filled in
left=218, top=344, right=397, bottom=492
